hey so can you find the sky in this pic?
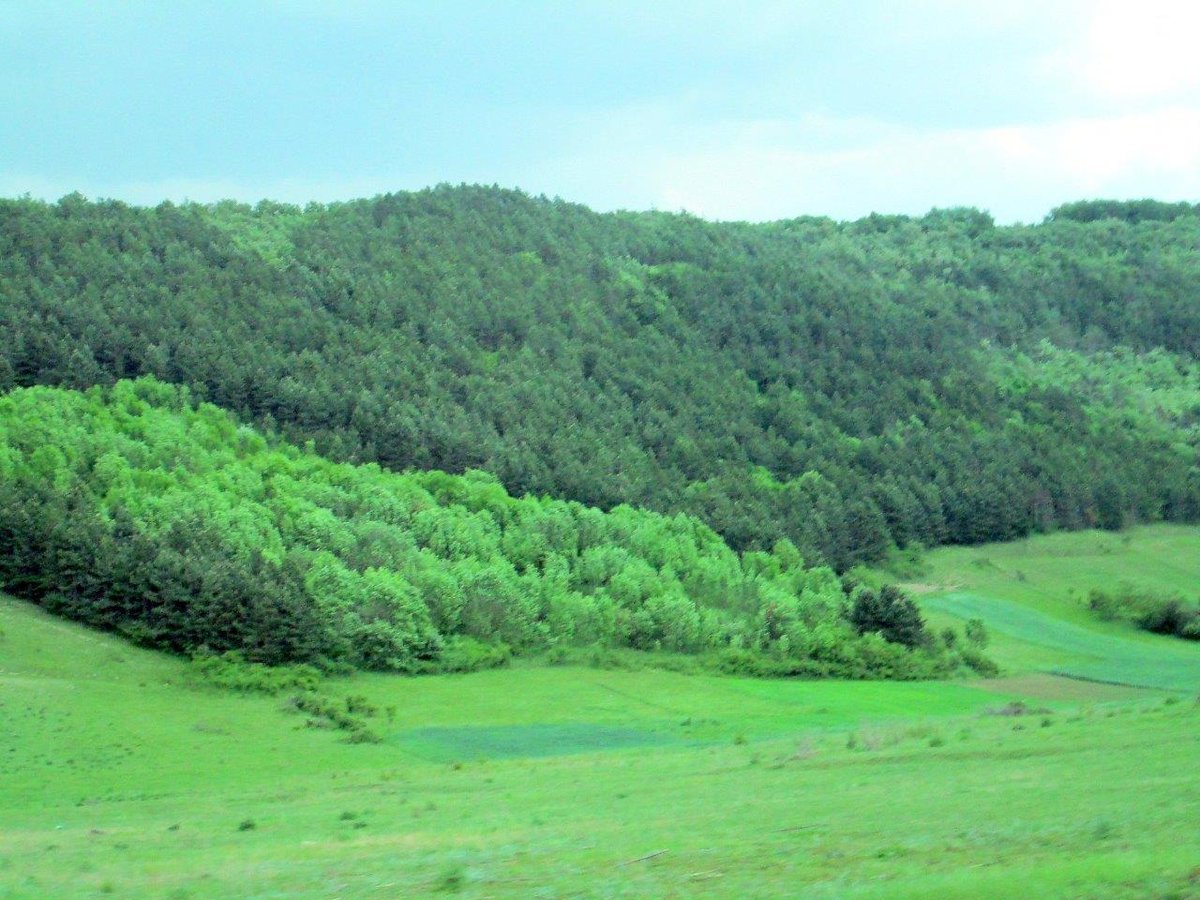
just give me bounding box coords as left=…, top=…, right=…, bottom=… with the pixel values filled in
left=2, top=0, right=1199, bottom=223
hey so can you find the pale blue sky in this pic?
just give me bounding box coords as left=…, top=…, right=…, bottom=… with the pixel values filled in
left=3, top=0, right=1198, bottom=222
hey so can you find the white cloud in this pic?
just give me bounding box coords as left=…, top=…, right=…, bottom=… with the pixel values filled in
left=10, top=103, right=1199, bottom=223
left=531, top=105, right=1200, bottom=223
left=1052, top=0, right=1200, bottom=101
left=1007, top=108, right=1200, bottom=187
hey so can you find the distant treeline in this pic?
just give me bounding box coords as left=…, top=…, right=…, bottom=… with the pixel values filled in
left=0, top=380, right=963, bottom=677
left=2, top=189, right=1199, bottom=568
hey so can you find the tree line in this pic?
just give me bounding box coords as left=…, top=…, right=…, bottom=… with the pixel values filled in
left=2, top=188, right=1199, bottom=569
left=0, top=379, right=966, bottom=677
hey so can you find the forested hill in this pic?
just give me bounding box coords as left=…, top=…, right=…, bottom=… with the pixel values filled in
left=0, top=379, right=950, bottom=676
left=2, top=189, right=1199, bottom=569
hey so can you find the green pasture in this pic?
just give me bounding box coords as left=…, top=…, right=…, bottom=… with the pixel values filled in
left=925, top=592, right=1200, bottom=691
left=910, top=525, right=1200, bottom=690
left=913, top=524, right=1200, bottom=624
left=3, top=526, right=1199, bottom=896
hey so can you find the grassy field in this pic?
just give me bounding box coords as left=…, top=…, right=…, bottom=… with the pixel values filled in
left=907, top=524, right=1200, bottom=689
left=3, top=526, right=1200, bottom=897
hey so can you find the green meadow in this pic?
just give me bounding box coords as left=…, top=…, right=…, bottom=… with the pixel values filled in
left=3, top=526, right=1200, bottom=898
left=910, top=524, right=1200, bottom=690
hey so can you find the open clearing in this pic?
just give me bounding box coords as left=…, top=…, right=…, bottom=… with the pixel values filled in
left=911, top=524, right=1200, bottom=689
left=3, top=525, right=1200, bottom=897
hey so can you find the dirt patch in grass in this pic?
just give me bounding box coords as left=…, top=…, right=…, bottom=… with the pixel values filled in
left=973, top=674, right=1158, bottom=703
left=897, top=581, right=961, bottom=596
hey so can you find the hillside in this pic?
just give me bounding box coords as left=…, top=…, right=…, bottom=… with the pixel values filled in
left=906, top=526, right=1200, bottom=690
left=3, top=191, right=1200, bottom=568
left=0, top=379, right=957, bottom=675
left=3, top=524, right=1199, bottom=896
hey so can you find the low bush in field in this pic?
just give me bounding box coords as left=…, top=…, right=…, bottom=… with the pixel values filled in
left=956, top=647, right=1000, bottom=677
left=707, top=636, right=955, bottom=681
left=284, top=691, right=383, bottom=743
left=421, top=636, right=512, bottom=674
left=1087, top=584, right=1200, bottom=640
left=191, top=651, right=321, bottom=694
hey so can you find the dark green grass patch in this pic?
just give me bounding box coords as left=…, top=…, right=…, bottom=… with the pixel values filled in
left=397, top=722, right=684, bottom=762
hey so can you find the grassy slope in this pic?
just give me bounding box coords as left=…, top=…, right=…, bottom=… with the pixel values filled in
left=910, top=524, right=1200, bottom=689
left=4, top=524, right=1200, bottom=900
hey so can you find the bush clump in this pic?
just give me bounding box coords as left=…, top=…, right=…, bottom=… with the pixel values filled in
left=284, top=691, right=383, bottom=743
left=957, top=647, right=1000, bottom=677
left=190, top=650, right=321, bottom=694
left=1087, top=584, right=1200, bottom=640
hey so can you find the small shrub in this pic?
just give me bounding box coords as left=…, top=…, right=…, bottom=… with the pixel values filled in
left=1136, top=596, right=1193, bottom=635
left=1085, top=584, right=1200, bottom=640
left=791, top=738, right=816, bottom=760
left=427, top=636, right=511, bottom=674
left=344, top=695, right=378, bottom=717
left=543, top=645, right=570, bottom=665
left=237, top=819, right=256, bottom=832
left=882, top=542, right=928, bottom=579
left=1087, top=588, right=1123, bottom=621
left=905, top=722, right=934, bottom=740
left=283, top=691, right=382, bottom=742
left=435, top=864, right=467, bottom=893
left=964, top=618, right=989, bottom=649
left=848, top=727, right=886, bottom=751
left=191, top=651, right=320, bottom=695
left=709, top=648, right=801, bottom=678
left=343, top=725, right=383, bottom=744
left=959, top=647, right=1000, bottom=677
left=587, top=645, right=622, bottom=670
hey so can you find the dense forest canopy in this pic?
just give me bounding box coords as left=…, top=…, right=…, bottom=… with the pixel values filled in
left=0, top=379, right=960, bottom=677
left=2, top=188, right=1199, bottom=570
